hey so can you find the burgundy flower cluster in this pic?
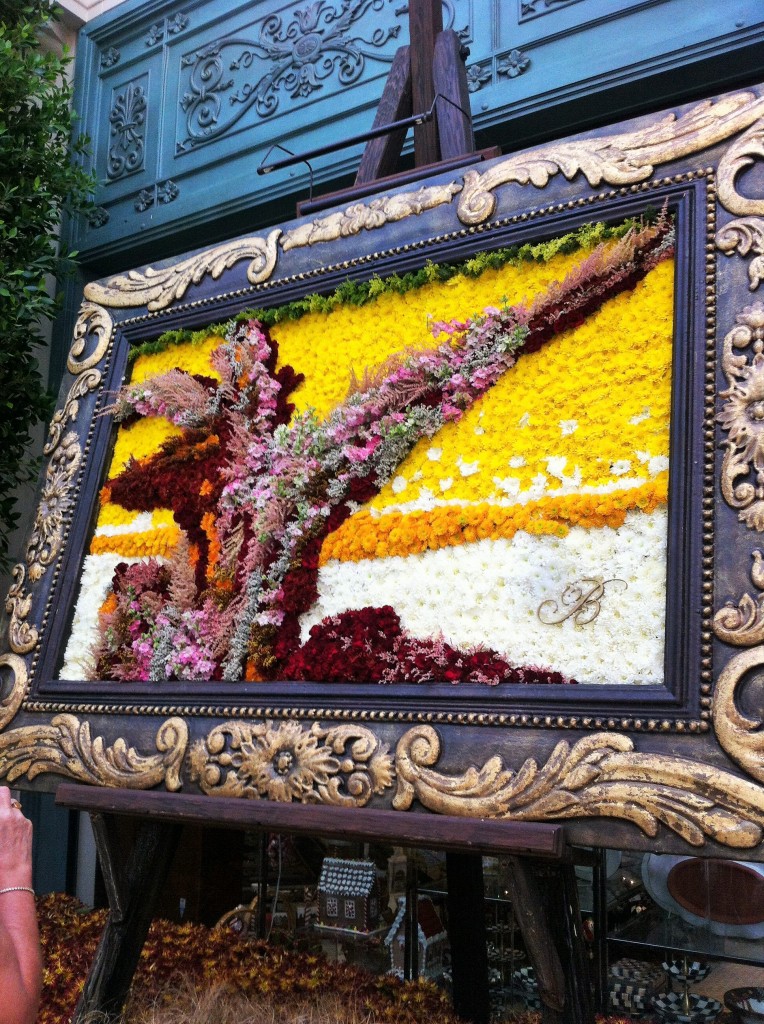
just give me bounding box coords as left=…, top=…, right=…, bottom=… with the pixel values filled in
left=284, top=605, right=576, bottom=685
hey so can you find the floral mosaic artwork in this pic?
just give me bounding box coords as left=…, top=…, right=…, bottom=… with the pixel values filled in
left=59, top=216, right=675, bottom=686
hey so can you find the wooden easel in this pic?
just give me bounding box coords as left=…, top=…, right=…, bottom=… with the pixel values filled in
left=295, top=0, right=499, bottom=218
left=56, top=785, right=594, bottom=1024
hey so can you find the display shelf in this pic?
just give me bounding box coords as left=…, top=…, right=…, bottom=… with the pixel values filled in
left=608, top=904, right=764, bottom=970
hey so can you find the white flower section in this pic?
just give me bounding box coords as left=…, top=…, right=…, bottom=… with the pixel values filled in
left=546, top=456, right=567, bottom=479
left=427, top=448, right=442, bottom=461
left=391, top=475, right=407, bottom=494
left=509, top=456, right=526, bottom=469
left=58, top=553, right=140, bottom=680
left=560, top=419, right=578, bottom=436
left=457, top=458, right=480, bottom=477
left=518, top=413, right=531, bottom=428
left=301, top=509, right=667, bottom=686
left=629, top=407, right=651, bottom=425
left=610, top=460, right=631, bottom=476
left=366, top=475, right=663, bottom=518
left=493, top=476, right=521, bottom=497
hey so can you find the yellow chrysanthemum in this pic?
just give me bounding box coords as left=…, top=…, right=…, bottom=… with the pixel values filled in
left=271, top=247, right=597, bottom=419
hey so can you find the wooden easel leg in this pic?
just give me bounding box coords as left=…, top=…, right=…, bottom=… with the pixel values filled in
left=507, top=858, right=594, bottom=1024
left=72, top=816, right=182, bottom=1022
left=354, top=46, right=412, bottom=185
left=445, top=852, right=489, bottom=1024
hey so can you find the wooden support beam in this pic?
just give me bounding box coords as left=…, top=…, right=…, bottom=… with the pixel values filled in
left=506, top=857, right=595, bottom=1024
left=89, top=812, right=127, bottom=924
left=56, top=785, right=565, bottom=858
left=355, top=46, right=412, bottom=185
left=409, top=0, right=443, bottom=165
left=72, top=818, right=182, bottom=1022
left=433, top=29, right=475, bottom=159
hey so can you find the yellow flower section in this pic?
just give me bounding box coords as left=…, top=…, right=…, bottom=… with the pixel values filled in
left=321, top=257, right=674, bottom=564
left=89, top=522, right=181, bottom=559
left=95, top=506, right=177, bottom=531
left=319, top=476, right=667, bottom=563
left=271, top=248, right=597, bottom=419
left=369, top=258, right=674, bottom=508
left=129, top=334, right=223, bottom=384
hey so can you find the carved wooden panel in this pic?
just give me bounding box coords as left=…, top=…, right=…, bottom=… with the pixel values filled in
left=69, top=0, right=764, bottom=261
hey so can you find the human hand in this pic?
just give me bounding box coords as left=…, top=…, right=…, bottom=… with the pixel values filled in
left=0, top=788, right=33, bottom=890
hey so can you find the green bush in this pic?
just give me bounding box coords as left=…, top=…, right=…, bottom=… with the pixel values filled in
left=0, top=0, right=93, bottom=570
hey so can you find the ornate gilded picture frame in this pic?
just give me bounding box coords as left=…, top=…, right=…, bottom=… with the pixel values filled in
left=3, top=85, right=764, bottom=859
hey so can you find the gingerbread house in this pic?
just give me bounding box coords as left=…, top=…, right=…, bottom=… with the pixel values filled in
left=385, top=896, right=448, bottom=979
left=317, top=858, right=380, bottom=932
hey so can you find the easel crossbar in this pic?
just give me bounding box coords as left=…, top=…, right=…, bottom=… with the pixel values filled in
left=55, top=784, right=565, bottom=859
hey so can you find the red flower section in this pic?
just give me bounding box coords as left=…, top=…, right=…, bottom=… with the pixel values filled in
left=282, top=606, right=576, bottom=685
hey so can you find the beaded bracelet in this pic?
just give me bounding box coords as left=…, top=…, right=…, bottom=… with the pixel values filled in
left=0, top=886, right=34, bottom=896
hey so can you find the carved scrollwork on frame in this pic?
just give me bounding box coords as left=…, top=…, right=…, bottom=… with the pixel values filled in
left=716, top=218, right=764, bottom=291
left=25, top=433, right=81, bottom=583
left=712, top=556, right=764, bottom=786
left=84, top=230, right=281, bottom=311
left=458, top=91, right=764, bottom=226
left=718, top=117, right=764, bottom=217
left=68, top=303, right=114, bottom=374
left=190, top=720, right=394, bottom=804
left=0, top=716, right=188, bottom=791
left=0, top=655, right=28, bottom=732
left=393, top=726, right=764, bottom=849
left=281, top=184, right=461, bottom=251
left=713, top=550, right=764, bottom=645
left=45, top=370, right=103, bottom=456
left=3, top=310, right=108, bottom=663
left=5, top=431, right=82, bottom=655
left=5, top=565, right=37, bottom=656
left=714, top=649, right=764, bottom=786
left=717, top=302, right=764, bottom=530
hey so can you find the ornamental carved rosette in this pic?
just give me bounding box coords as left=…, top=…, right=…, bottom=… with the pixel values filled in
left=189, top=720, right=393, bottom=804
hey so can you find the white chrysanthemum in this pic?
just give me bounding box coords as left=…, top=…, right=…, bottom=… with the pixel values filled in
left=391, top=475, right=407, bottom=494
left=301, top=509, right=668, bottom=686
left=546, top=456, right=567, bottom=479
left=560, top=419, right=578, bottom=436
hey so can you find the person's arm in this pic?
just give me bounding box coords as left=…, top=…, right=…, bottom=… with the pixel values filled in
left=0, top=787, right=41, bottom=1024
